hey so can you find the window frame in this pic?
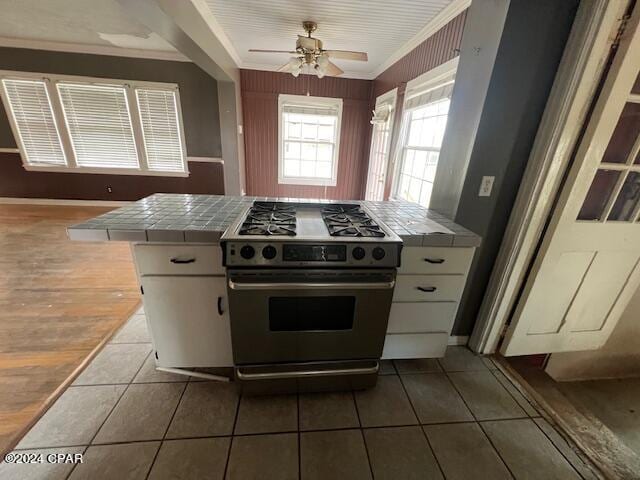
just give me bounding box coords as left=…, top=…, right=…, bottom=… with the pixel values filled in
left=390, top=57, right=458, bottom=205
left=277, top=93, right=343, bottom=187
left=0, top=70, right=189, bottom=177
left=365, top=88, right=398, bottom=201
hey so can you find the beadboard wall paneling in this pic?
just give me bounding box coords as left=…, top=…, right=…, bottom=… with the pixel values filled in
left=373, top=10, right=467, bottom=98
left=241, top=70, right=373, bottom=199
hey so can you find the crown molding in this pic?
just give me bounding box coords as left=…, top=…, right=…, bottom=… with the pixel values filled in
left=0, top=36, right=191, bottom=62
left=369, top=0, right=471, bottom=79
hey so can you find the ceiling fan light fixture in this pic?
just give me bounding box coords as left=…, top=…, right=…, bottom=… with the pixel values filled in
left=315, top=63, right=326, bottom=79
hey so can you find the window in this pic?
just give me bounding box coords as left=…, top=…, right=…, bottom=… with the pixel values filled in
left=0, top=71, right=187, bottom=176
left=365, top=88, right=397, bottom=201
left=393, top=59, right=457, bottom=207
left=278, top=94, right=342, bottom=186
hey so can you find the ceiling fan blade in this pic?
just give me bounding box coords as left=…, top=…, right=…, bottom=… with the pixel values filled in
left=324, top=50, right=368, bottom=61
left=249, top=49, right=297, bottom=54
left=324, top=60, right=344, bottom=77
left=277, top=62, right=293, bottom=72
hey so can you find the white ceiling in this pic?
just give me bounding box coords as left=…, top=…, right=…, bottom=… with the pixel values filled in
left=204, top=0, right=454, bottom=78
left=0, top=0, right=177, bottom=54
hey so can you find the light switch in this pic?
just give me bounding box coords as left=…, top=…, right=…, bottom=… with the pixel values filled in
left=478, top=176, right=495, bottom=197
left=238, top=125, right=243, bottom=135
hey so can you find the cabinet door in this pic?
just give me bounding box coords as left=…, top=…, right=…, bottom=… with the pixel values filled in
left=140, top=275, right=232, bottom=367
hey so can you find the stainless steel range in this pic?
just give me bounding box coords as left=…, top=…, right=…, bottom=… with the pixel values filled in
left=220, top=201, right=402, bottom=394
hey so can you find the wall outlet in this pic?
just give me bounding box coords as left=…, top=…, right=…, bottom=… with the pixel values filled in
left=478, top=176, right=495, bottom=197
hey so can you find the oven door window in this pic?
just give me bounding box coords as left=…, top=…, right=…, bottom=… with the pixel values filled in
left=269, top=296, right=355, bottom=331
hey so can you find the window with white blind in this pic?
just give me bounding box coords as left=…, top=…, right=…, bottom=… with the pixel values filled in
left=278, top=94, right=342, bottom=186
left=0, top=71, right=187, bottom=176
left=393, top=60, right=457, bottom=207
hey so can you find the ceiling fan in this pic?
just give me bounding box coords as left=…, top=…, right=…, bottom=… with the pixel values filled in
left=249, top=21, right=368, bottom=78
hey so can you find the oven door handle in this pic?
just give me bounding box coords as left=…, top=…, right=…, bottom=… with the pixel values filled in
left=228, top=279, right=395, bottom=290
left=236, top=362, right=379, bottom=380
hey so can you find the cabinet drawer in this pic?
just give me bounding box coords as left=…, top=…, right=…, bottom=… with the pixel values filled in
left=387, top=302, right=458, bottom=334
left=393, top=275, right=466, bottom=302
left=382, top=333, right=448, bottom=359
left=135, top=244, right=224, bottom=276
left=399, top=247, right=474, bottom=275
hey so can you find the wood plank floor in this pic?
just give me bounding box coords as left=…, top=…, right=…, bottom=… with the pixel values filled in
left=0, top=204, right=140, bottom=455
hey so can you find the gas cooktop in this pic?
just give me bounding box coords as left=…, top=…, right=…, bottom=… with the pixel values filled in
left=221, top=201, right=402, bottom=268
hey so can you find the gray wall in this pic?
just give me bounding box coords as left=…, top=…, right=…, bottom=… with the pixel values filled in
left=452, top=0, right=580, bottom=335
left=0, top=47, right=221, bottom=157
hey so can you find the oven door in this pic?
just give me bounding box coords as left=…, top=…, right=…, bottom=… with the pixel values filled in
left=227, top=269, right=396, bottom=365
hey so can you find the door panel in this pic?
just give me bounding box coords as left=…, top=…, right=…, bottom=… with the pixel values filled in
left=566, top=252, right=639, bottom=332
left=502, top=6, right=640, bottom=355
left=523, top=251, right=595, bottom=335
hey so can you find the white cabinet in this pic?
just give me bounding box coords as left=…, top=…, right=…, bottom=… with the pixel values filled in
left=383, top=246, right=476, bottom=359
left=140, top=275, right=232, bottom=367
left=135, top=244, right=224, bottom=276
left=399, top=247, right=474, bottom=275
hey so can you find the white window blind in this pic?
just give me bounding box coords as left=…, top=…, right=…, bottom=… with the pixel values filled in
left=1, top=78, right=66, bottom=166
left=278, top=95, right=342, bottom=186
left=136, top=88, right=185, bottom=172
left=57, top=82, right=139, bottom=169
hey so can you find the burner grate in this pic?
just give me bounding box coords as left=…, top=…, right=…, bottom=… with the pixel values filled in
left=239, top=202, right=297, bottom=236
left=321, top=204, right=386, bottom=238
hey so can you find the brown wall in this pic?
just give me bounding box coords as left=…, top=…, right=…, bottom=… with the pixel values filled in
left=373, top=11, right=467, bottom=98
left=0, top=153, right=224, bottom=201
left=0, top=47, right=225, bottom=200
left=240, top=69, right=373, bottom=199
left=372, top=10, right=468, bottom=200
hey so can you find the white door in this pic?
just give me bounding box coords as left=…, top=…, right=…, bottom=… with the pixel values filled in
left=365, top=89, right=397, bottom=201
left=502, top=8, right=640, bottom=355
left=141, top=275, right=233, bottom=367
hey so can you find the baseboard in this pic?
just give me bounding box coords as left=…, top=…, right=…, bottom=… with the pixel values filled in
left=0, top=197, right=133, bottom=207
left=448, top=335, right=469, bottom=346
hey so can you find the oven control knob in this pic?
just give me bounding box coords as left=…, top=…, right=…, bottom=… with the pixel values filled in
left=352, top=247, right=366, bottom=260
left=262, top=245, right=277, bottom=260
left=372, top=247, right=386, bottom=260
left=240, top=245, right=255, bottom=260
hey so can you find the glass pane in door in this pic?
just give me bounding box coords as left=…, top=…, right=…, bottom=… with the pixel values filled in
left=577, top=169, right=620, bottom=220
left=602, top=102, right=640, bottom=164
left=608, top=172, right=640, bottom=221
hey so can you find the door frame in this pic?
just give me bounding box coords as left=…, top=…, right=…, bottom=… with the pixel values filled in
left=469, top=0, right=633, bottom=354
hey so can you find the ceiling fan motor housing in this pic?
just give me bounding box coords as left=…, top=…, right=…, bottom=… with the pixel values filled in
left=296, top=36, right=322, bottom=54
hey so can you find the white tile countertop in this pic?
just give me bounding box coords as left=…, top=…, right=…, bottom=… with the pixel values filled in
left=67, top=194, right=481, bottom=247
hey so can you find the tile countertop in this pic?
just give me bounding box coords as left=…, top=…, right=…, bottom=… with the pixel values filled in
left=67, top=194, right=481, bottom=247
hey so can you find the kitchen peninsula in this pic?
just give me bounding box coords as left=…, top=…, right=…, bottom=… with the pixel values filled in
left=68, top=194, right=480, bottom=378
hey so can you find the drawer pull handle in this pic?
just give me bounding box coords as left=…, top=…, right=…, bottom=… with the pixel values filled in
left=424, top=258, right=445, bottom=264
left=170, top=257, right=196, bottom=264
left=417, top=286, right=437, bottom=293
left=217, top=296, right=224, bottom=315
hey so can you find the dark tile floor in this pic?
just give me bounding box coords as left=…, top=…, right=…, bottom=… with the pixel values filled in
left=0, top=309, right=600, bottom=479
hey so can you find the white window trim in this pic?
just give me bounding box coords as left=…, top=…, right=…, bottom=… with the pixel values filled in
left=0, top=70, right=189, bottom=177
left=365, top=88, right=398, bottom=201
left=277, top=93, right=342, bottom=187
left=390, top=57, right=458, bottom=202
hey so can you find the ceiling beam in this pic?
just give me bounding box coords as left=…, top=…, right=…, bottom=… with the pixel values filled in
left=114, top=0, right=239, bottom=82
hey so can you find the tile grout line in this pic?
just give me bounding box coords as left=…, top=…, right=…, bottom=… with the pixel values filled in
left=222, top=389, right=242, bottom=479
left=395, top=369, right=447, bottom=479
left=527, top=418, right=593, bottom=480
left=488, top=367, right=539, bottom=417
left=143, top=381, right=189, bottom=480
left=297, top=391, right=301, bottom=480
left=443, top=370, right=517, bottom=479
left=485, top=362, right=589, bottom=475
left=64, top=351, right=149, bottom=480
left=349, top=389, right=374, bottom=479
